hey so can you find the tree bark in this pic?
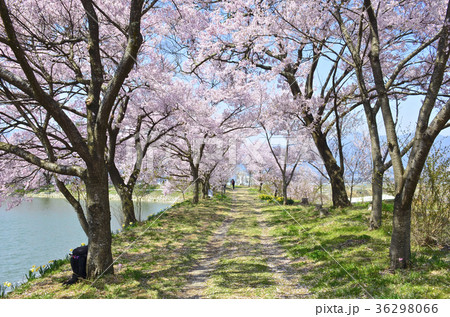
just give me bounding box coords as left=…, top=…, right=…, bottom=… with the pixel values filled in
left=118, top=188, right=137, bottom=225
left=108, top=163, right=138, bottom=226
left=282, top=180, right=288, bottom=205
left=389, top=194, right=411, bottom=269
left=362, top=0, right=450, bottom=270
left=311, top=128, right=350, bottom=207
left=191, top=167, right=200, bottom=204
left=365, top=107, right=384, bottom=230
left=202, top=175, right=211, bottom=199
left=369, top=168, right=383, bottom=230
left=85, top=166, right=114, bottom=279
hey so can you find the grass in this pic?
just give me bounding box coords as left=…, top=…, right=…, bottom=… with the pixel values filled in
left=260, top=194, right=449, bottom=299
left=203, top=199, right=279, bottom=298
left=4, top=188, right=449, bottom=299
left=6, top=194, right=230, bottom=299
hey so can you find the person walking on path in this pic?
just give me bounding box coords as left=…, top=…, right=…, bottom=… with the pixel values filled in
left=231, top=179, right=235, bottom=190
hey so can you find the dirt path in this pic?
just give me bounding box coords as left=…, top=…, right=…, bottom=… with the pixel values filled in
left=179, top=188, right=310, bottom=298
left=180, top=216, right=235, bottom=298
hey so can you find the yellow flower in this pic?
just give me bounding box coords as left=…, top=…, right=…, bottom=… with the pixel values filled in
left=69, top=249, right=73, bottom=252
left=122, top=224, right=125, bottom=227
left=129, top=222, right=133, bottom=225
left=3, top=282, right=11, bottom=287
left=48, top=260, right=54, bottom=263
left=81, top=243, right=86, bottom=246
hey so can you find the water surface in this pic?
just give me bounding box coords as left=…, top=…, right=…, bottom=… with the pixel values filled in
left=0, top=197, right=170, bottom=287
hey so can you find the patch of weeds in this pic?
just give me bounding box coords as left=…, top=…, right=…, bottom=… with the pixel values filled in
left=213, top=193, right=230, bottom=202
left=382, top=202, right=394, bottom=212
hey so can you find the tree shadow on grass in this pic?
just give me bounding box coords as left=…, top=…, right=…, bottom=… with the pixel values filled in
left=212, top=261, right=276, bottom=289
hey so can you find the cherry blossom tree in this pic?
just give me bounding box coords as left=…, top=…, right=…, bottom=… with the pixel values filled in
left=259, top=96, right=317, bottom=204
left=106, top=64, right=181, bottom=226
left=240, top=138, right=275, bottom=192
left=172, top=0, right=359, bottom=207
left=0, top=0, right=157, bottom=278
left=331, top=0, right=450, bottom=269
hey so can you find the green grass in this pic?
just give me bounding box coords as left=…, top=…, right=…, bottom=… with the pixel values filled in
left=7, top=196, right=230, bottom=299
left=203, top=198, right=278, bottom=298
left=205, top=257, right=276, bottom=298
left=258, top=193, right=449, bottom=299
left=6, top=188, right=449, bottom=299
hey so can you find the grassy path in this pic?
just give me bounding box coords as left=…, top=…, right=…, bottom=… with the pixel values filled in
left=6, top=187, right=448, bottom=299
left=179, top=188, right=310, bottom=298
left=180, top=215, right=235, bottom=298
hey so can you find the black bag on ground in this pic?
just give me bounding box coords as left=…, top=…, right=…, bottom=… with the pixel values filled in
left=63, top=245, right=88, bottom=285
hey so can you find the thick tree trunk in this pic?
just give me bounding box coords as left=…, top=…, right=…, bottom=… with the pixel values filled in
left=312, top=129, right=350, bottom=207
left=85, top=167, right=114, bottom=279
left=389, top=194, right=412, bottom=269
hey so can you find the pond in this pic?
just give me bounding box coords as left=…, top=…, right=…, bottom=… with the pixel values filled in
left=0, top=197, right=170, bottom=289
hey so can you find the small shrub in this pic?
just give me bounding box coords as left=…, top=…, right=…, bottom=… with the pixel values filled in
left=259, top=194, right=273, bottom=201
left=259, top=194, right=294, bottom=205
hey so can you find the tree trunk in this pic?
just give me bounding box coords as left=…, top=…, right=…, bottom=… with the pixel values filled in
left=311, top=129, right=350, bottom=207
left=282, top=180, right=288, bottom=205
left=119, top=188, right=137, bottom=225
left=389, top=193, right=412, bottom=269
left=201, top=180, right=206, bottom=199
left=389, top=135, right=440, bottom=270
left=192, top=168, right=200, bottom=204
left=202, top=176, right=210, bottom=199
left=108, top=164, right=138, bottom=226
left=349, top=174, right=354, bottom=202
left=85, top=167, right=114, bottom=279
left=369, top=167, right=383, bottom=230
